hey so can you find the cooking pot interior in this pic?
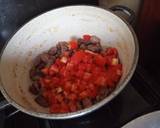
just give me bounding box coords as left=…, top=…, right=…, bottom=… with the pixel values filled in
left=0, top=6, right=136, bottom=113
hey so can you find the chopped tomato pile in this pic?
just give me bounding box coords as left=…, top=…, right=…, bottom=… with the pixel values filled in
left=29, top=35, right=122, bottom=113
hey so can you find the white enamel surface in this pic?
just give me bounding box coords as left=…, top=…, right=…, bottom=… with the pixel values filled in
left=123, top=111, right=160, bottom=128
left=0, top=6, right=136, bottom=114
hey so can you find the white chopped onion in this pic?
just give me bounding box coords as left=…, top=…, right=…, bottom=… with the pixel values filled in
left=56, top=87, right=63, bottom=93
left=111, top=58, right=119, bottom=65
left=60, top=56, right=67, bottom=63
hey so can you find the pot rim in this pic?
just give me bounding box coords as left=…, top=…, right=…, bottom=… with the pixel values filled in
left=0, top=5, right=139, bottom=119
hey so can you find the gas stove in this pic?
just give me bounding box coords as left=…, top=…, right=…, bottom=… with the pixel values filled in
left=0, top=0, right=160, bottom=128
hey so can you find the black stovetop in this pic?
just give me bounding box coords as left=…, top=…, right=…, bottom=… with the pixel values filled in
left=1, top=0, right=160, bottom=128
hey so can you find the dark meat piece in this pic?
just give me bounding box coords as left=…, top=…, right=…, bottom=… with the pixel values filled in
left=48, top=46, right=57, bottom=55
left=40, top=53, right=50, bottom=63
left=29, top=68, right=36, bottom=78
left=45, top=60, right=53, bottom=67
left=30, top=75, right=41, bottom=81
left=68, top=50, right=74, bottom=57
left=50, top=56, right=57, bottom=62
left=56, top=41, right=69, bottom=54
left=29, top=85, right=38, bottom=95
left=36, top=62, right=46, bottom=70
left=82, top=98, right=93, bottom=108
left=45, top=56, right=57, bottom=67
left=78, top=36, right=102, bottom=52
left=78, top=38, right=88, bottom=45
left=35, top=95, right=49, bottom=107
left=87, top=44, right=102, bottom=53
left=83, top=35, right=102, bottom=52
left=30, top=68, right=39, bottom=81
left=96, top=87, right=113, bottom=102
left=29, top=68, right=44, bottom=81
left=96, top=87, right=107, bottom=101
left=29, top=82, right=41, bottom=95
left=77, top=38, right=88, bottom=50
left=77, top=38, right=86, bottom=44
left=85, top=42, right=94, bottom=46
left=55, top=53, right=61, bottom=58
left=56, top=42, right=61, bottom=50
left=34, top=47, right=57, bottom=67
left=78, top=36, right=100, bottom=45
left=90, top=35, right=100, bottom=43
left=77, top=38, right=86, bottom=45
left=33, top=55, right=41, bottom=67
left=79, top=43, right=87, bottom=49
left=77, top=101, right=83, bottom=110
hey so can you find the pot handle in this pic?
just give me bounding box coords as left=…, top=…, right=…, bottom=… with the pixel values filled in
left=0, top=99, right=20, bottom=118
left=109, top=5, right=136, bottom=25
left=0, top=99, right=10, bottom=111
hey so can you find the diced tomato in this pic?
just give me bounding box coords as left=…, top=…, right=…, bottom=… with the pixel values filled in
left=39, top=78, right=45, bottom=88
left=48, top=69, right=56, bottom=76
left=70, top=51, right=86, bottom=64
left=41, top=67, right=49, bottom=74
left=43, top=90, right=52, bottom=99
left=84, top=84, right=97, bottom=98
left=95, top=76, right=106, bottom=86
left=92, top=67, right=101, bottom=76
left=55, top=59, right=64, bottom=67
left=83, top=72, right=92, bottom=80
left=69, top=40, right=78, bottom=49
left=79, top=90, right=88, bottom=99
left=55, top=94, right=63, bottom=102
left=60, top=66, right=66, bottom=74
left=50, top=104, right=60, bottom=113
left=50, top=77, right=60, bottom=87
left=43, top=78, right=52, bottom=84
left=116, top=64, right=122, bottom=70
left=60, top=102, right=69, bottom=113
left=63, top=51, right=70, bottom=57
left=34, top=35, right=122, bottom=114
left=64, top=81, right=72, bottom=91
left=91, top=89, right=97, bottom=98
left=105, top=48, right=118, bottom=57
left=83, top=53, right=93, bottom=63
left=68, top=101, right=77, bottom=112
left=50, top=65, right=59, bottom=72
left=78, top=64, right=86, bottom=71
left=83, top=34, right=91, bottom=41
left=68, top=93, right=77, bottom=101
left=71, top=84, right=78, bottom=93
left=77, top=84, right=86, bottom=92
left=105, top=56, right=113, bottom=65
left=94, top=55, right=106, bottom=66
left=63, top=91, right=68, bottom=97
left=66, top=63, right=74, bottom=70
left=75, top=70, right=83, bottom=78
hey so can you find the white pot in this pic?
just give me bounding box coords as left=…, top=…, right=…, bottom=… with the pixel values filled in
left=0, top=5, right=138, bottom=119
